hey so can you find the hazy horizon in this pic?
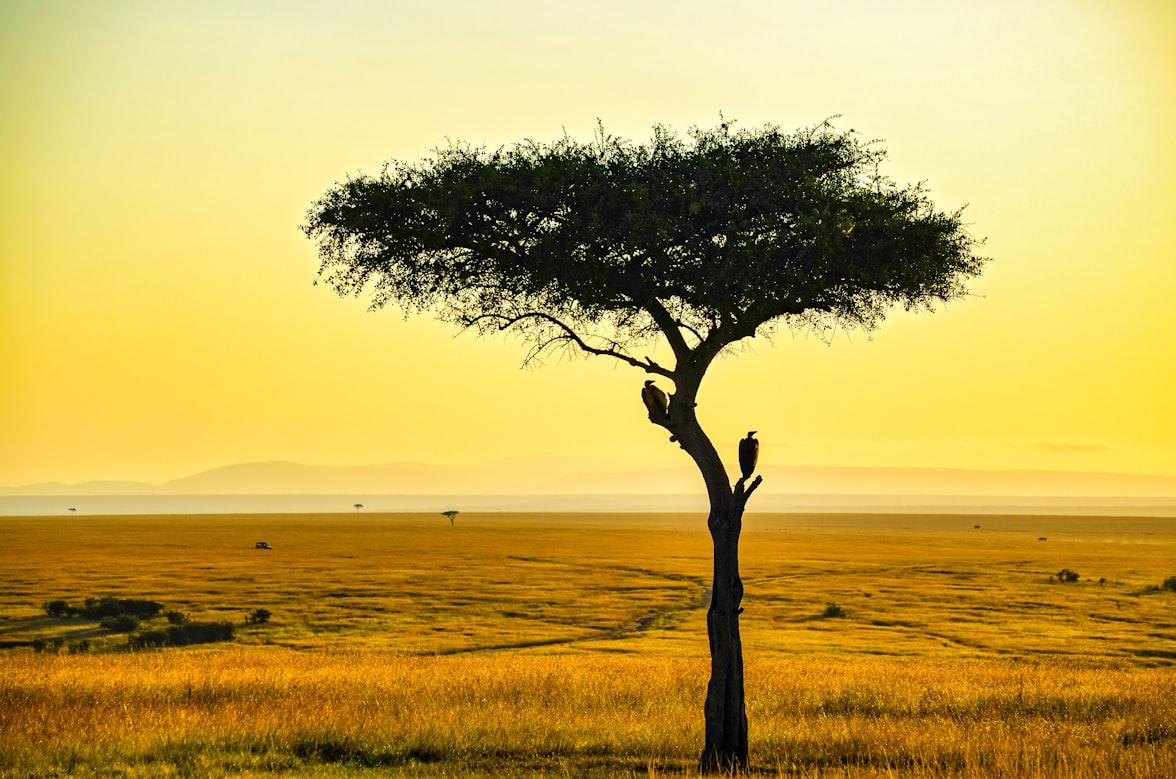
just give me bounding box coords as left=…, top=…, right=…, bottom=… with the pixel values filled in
left=5, top=459, right=1176, bottom=511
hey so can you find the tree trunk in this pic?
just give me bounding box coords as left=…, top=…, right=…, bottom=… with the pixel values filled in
left=699, top=500, right=748, bottom=773
left=662, top=368, right=756, bottom=774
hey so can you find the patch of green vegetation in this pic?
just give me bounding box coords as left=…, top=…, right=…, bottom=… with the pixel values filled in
left=129, top=621, right=235, bottom=649
left=821, top=602, right=846, bottom=619
left=45, top=596, right=164, bottom=620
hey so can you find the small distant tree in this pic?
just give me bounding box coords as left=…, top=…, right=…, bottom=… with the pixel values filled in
left=166, top=610, right=189, bottom=625
left=353, top=503, right=364, bottom=513
left=304, top=120, right=985, bottom=772
left=100, top=614, right=139, bottom=633
left=44, top=600, right=70, bottom=618
left=442, top=510, right=459, bottom=527
left=246, top=608, right=272, bottom=625
left=1162, top=576, right=1176, bottom=592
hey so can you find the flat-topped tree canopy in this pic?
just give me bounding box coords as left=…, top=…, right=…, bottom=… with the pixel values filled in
left=303, top=119, right=988, bottom=774
left=303, top=120, right=984, bottom=378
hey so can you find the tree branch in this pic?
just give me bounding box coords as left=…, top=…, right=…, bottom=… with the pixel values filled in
left=467, top=312, right=675, bottom=378
left=674, top=318, right=706, bottom=345
left=734, top=474, right=763, bottom=510
left=643, top=298, right=692, bottom=361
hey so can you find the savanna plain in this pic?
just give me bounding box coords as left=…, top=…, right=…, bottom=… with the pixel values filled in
left=0, top=512, right=1173, bottom=777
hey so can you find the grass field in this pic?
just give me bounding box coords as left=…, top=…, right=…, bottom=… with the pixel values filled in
left=1, top=512, right=1173, bottom=776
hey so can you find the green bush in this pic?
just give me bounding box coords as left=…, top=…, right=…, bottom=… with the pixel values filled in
left=129, top=621, right=235, bottom=650
left=1056, top=569, right=1080, bottom=583
left=1163, top=576, right=1176, bottom=592
left=166, top=610, right=189, bottom=625
left=165, top=621, right=235, bottom=646
left=821, top=602, right=846, bottom=618
left=82, top=598, right=163, bottom=619
left=43, top=600, right=71, bottom=618
left=245, top=608, right=272, bottom=625
left=45, top=597, right=164, bottom=620
left=100, top=614, right=140, bottom=633
left=129, top=630, right=169, bottom=649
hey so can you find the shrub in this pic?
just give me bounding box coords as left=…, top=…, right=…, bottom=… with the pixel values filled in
left=245, top=608, right=272, bottom=625
left=165, top=621, right=235, bottom=646
left=81, top=597, right=161, bottom=619
left=43, top=600, right=71, bottom=618
left=129, top=630, right=169, bottom=650
left=68, top=640, right=90, bottom=654
left=39, top=596, right=165, bottom=621
left=32, top=637, right=66, bottom=654
left=1056, top=569, right=1080, bottom=583
left=130, top=621, right=235, bottom=649
left=166, top=610, right=189, bottom=625
left=100, top=614, right=140, bottom=633
left=1163, top=576, right=1176, bottom=592
left=822, top=602, right=846, bottom=618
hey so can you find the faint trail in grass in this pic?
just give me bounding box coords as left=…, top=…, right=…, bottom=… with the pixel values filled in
left=434, top=558, right=712, bottom=655
left=745, top=559, right=1050, bottom=588
left=507, top=555, right=708, bottom=588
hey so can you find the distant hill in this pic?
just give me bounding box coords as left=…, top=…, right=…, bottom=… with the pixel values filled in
left=5, top=480, right=156, bottom=495
left=3, top=460, right=1176, bottom=498
left=548, top=464, right=1176, bottom=498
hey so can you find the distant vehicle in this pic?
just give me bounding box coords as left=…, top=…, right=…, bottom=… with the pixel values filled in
left=255, top=541, right=272, bottom=550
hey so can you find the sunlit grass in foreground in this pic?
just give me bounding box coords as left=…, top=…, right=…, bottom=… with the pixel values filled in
left=1, top=652, right=1172, bottom=776
left=0, top=513, right=1172, bottom=775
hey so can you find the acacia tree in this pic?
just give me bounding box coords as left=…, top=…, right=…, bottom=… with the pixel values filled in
left=303, top=121, right=985, bottom=772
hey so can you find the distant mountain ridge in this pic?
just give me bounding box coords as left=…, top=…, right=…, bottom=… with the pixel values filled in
left=4, top=459, right=1176, bottom=498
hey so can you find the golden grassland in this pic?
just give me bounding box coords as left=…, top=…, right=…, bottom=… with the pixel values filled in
left=0, top=512, right=1173, bottom=776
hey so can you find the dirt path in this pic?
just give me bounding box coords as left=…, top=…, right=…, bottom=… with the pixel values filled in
left=435, top=557, right=710, bottom=655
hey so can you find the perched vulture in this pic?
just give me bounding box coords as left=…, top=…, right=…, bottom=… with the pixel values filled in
left=738, top=431, right=759, bottom=480
left=641, top=380, right=670, bottom=420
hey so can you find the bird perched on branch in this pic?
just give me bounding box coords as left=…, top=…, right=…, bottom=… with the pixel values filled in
left=738, top=431, right=759, bottom=480
left=641, top=380, right=670, bottom=422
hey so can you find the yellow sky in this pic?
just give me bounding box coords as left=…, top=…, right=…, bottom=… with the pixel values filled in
left=2, top=0, right=1174, bottom=486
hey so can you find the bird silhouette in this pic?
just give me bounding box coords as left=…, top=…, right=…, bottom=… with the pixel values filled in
left=738, top=431, right=759, bottom=480
left=641, top=380, right=670, bottom=421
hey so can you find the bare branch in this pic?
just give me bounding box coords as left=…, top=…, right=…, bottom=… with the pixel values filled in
left=467, top=312, right=675, bottom=378
left=734, top=474, right=764, bottom=509
left=643, top=298, right=692, bottom=360
left=674, top=318, right=706, bottom=346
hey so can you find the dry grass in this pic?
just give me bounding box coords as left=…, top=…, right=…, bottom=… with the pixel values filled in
left=0, top=512, right=1173, bottom=776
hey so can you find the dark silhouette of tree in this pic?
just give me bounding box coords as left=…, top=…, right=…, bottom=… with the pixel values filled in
left=353, top=503, right=364, bottom=513
left=246, top=608, right=272, bottom=624
left=302, top=120, right=985, bottom=773
left=442, top=510, right=459, bottom=527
